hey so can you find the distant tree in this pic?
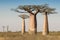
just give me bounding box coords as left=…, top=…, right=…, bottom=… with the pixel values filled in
left=19, top=14, right=29, bottom=34
left=7, top=25, right=9, bottom=32
left=2, top=26, right=5, bottom=32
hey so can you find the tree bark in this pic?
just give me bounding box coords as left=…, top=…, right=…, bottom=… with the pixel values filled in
left=22, top=19, right=25, bottom=34
left=42, top=12, right=49, bottom=35
left=29, top=13, right=37, bottom=34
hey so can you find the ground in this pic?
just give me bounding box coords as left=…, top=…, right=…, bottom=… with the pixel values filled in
left=0, top=32, right=60, bottom=40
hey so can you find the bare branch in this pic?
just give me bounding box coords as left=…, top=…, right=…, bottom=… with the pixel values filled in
left=11, top=8, right=28, bottom=13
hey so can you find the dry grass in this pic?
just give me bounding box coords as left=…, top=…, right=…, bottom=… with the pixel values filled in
left=0, top=32, right=60, bottom=40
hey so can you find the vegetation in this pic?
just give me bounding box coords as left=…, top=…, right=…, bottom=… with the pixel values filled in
left=12, top=4, right=56, bottom=35
left=9, top=4, right=58, bottom=40
left=0, top=32, right=60, bottom=40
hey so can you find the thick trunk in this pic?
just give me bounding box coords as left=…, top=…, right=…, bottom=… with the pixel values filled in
left=22, top=19, right=25, bottom=34
left=29, top=13, right=37, bottom=34
left=42, top=13, right=49, bottom=35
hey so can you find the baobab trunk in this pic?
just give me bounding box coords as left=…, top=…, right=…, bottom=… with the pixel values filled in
left=42, top=12, right=49, bottom=35
left=29, top=13, right=37, bottom=34
left=22, top=19, right=25, bottom=34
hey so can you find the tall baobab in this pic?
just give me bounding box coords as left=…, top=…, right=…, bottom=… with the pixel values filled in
left=19, top=14, right=29, bottom=34
left=40, top=4, right=56, bottom=35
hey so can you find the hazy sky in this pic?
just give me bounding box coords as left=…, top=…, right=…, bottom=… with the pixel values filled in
left=0, top=0, right=60, bottom=32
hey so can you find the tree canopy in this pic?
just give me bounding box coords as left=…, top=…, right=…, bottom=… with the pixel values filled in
left=19, top=14, right=29, bottom=19
left=12, top=4, right=56, bottom=15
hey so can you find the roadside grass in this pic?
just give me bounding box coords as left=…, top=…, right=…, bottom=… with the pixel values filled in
left=0, top=32, right=60, bottom=40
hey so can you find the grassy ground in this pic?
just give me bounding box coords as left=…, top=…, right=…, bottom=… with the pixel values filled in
left=0, top=32, right=60, bottom=40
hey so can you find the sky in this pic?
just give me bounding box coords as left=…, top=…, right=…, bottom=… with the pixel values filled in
left=0, top=0, right=60, bottom=32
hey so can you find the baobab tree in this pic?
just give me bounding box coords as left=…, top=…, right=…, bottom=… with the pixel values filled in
left=40, top=4, right=56, bottom=35
left=2, top=26, right=5, bottom=32
left=19, top=14, right=29, bottom=34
